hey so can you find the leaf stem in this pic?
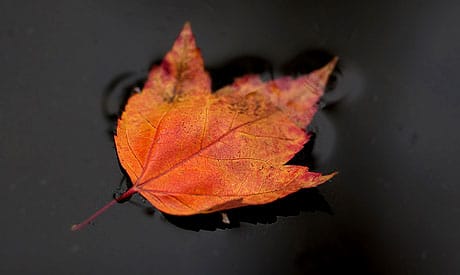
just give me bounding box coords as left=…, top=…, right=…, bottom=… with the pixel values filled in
left=71, top=187, right=138, bottom=231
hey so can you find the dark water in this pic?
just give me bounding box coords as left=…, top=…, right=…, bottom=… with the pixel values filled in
left=1, top=1, right=459, bottom=274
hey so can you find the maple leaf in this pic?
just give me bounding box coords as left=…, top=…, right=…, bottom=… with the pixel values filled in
left=72, top=23, right=337, bottom=231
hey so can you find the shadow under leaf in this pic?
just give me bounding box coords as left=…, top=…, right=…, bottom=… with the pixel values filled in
left=163, top=188, right=331, bottom=231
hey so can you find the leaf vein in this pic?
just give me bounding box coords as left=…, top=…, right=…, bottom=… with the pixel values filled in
left=199, top=99, right=210, bottom=149
left=238, top=131, right=295, bottom=141
left=167, top=195, right=194, bottom=210
left=125, top=130, right=144, bottom=170
left=135, top=104, right=174, bottom=183
left=199, top=155, right=270, bottom=163
left=136, top=109, right=157, bottom=130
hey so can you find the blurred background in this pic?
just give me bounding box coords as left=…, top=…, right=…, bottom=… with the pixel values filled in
left=1, top=0, right=459, bottom=274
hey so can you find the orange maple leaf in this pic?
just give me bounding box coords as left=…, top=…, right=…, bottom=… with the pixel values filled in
left=72, top=23, right=337, bottom=231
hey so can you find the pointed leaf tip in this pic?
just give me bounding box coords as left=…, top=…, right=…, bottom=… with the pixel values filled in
left=176, top=22, right=194, bottom=44
left=183, top=21, right=192, bottom=30
left=139, top=21, right=210, bottom=105
left=315, top=56, right=339, bottom=85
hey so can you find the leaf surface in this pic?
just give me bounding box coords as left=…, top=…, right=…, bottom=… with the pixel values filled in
left=113, top=23, right=337, bottom=215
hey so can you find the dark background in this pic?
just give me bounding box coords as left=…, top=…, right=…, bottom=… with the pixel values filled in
left=1, top=0, right=459, bottom=274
